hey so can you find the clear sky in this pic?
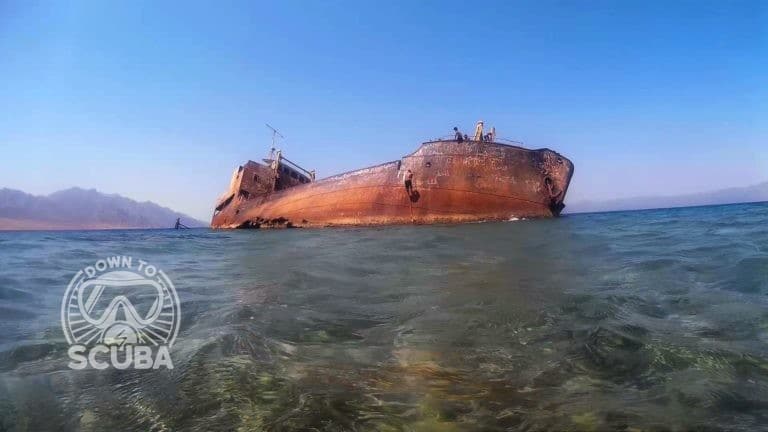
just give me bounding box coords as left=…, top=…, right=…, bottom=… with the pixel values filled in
left=1, top=0, right=765, bottom=220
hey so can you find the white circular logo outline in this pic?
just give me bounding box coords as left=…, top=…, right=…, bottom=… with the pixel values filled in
left=60, top=259, right=181, bottom=348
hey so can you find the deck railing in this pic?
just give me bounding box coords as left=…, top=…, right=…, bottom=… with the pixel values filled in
left=431, top=135, right=525, bottom=146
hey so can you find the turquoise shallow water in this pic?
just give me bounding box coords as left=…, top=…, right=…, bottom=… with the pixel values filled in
left=0, top=202, right=767, bottom=431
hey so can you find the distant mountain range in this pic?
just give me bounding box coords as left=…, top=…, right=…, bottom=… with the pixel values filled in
left=567, top=181, right=768, bottom=214
left=0, top=187, right=207, bottom=230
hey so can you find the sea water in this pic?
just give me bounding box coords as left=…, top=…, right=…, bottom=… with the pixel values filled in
left=0, top=202, right=766, bottom=431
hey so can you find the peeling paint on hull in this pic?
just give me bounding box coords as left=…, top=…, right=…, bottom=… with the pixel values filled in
left=211, top=140, right=574, bottom=229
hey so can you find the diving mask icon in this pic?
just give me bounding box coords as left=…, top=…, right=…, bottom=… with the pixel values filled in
left=77, top=270, right=166, bottom=336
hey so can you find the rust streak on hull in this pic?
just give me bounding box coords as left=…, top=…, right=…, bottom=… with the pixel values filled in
left=211, top=140, right=574, bottom=229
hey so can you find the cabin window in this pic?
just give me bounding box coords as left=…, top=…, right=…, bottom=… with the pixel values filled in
left=425, top=161, right=432, bottom=168
left=253, top=173, right=259, bottom=183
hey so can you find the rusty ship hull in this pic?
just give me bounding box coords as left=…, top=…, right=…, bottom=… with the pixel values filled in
left=211, top=140, right=574, bottom=229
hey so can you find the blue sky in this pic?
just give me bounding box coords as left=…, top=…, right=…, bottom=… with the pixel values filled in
left=1, top=0, right=765, bottom=220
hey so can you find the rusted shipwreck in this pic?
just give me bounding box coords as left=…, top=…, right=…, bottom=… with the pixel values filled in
left=211, top=136, right=574, bottom=229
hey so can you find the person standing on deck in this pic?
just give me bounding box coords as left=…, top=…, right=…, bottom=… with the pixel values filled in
left=404, top=169, right=414, bottom=195
left=453, top=127, right=464, bottom=142
left=473, top=120, right=484, bottom=141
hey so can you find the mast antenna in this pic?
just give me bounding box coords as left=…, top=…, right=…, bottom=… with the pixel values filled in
left=265, top=123, right=285, bottom=150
